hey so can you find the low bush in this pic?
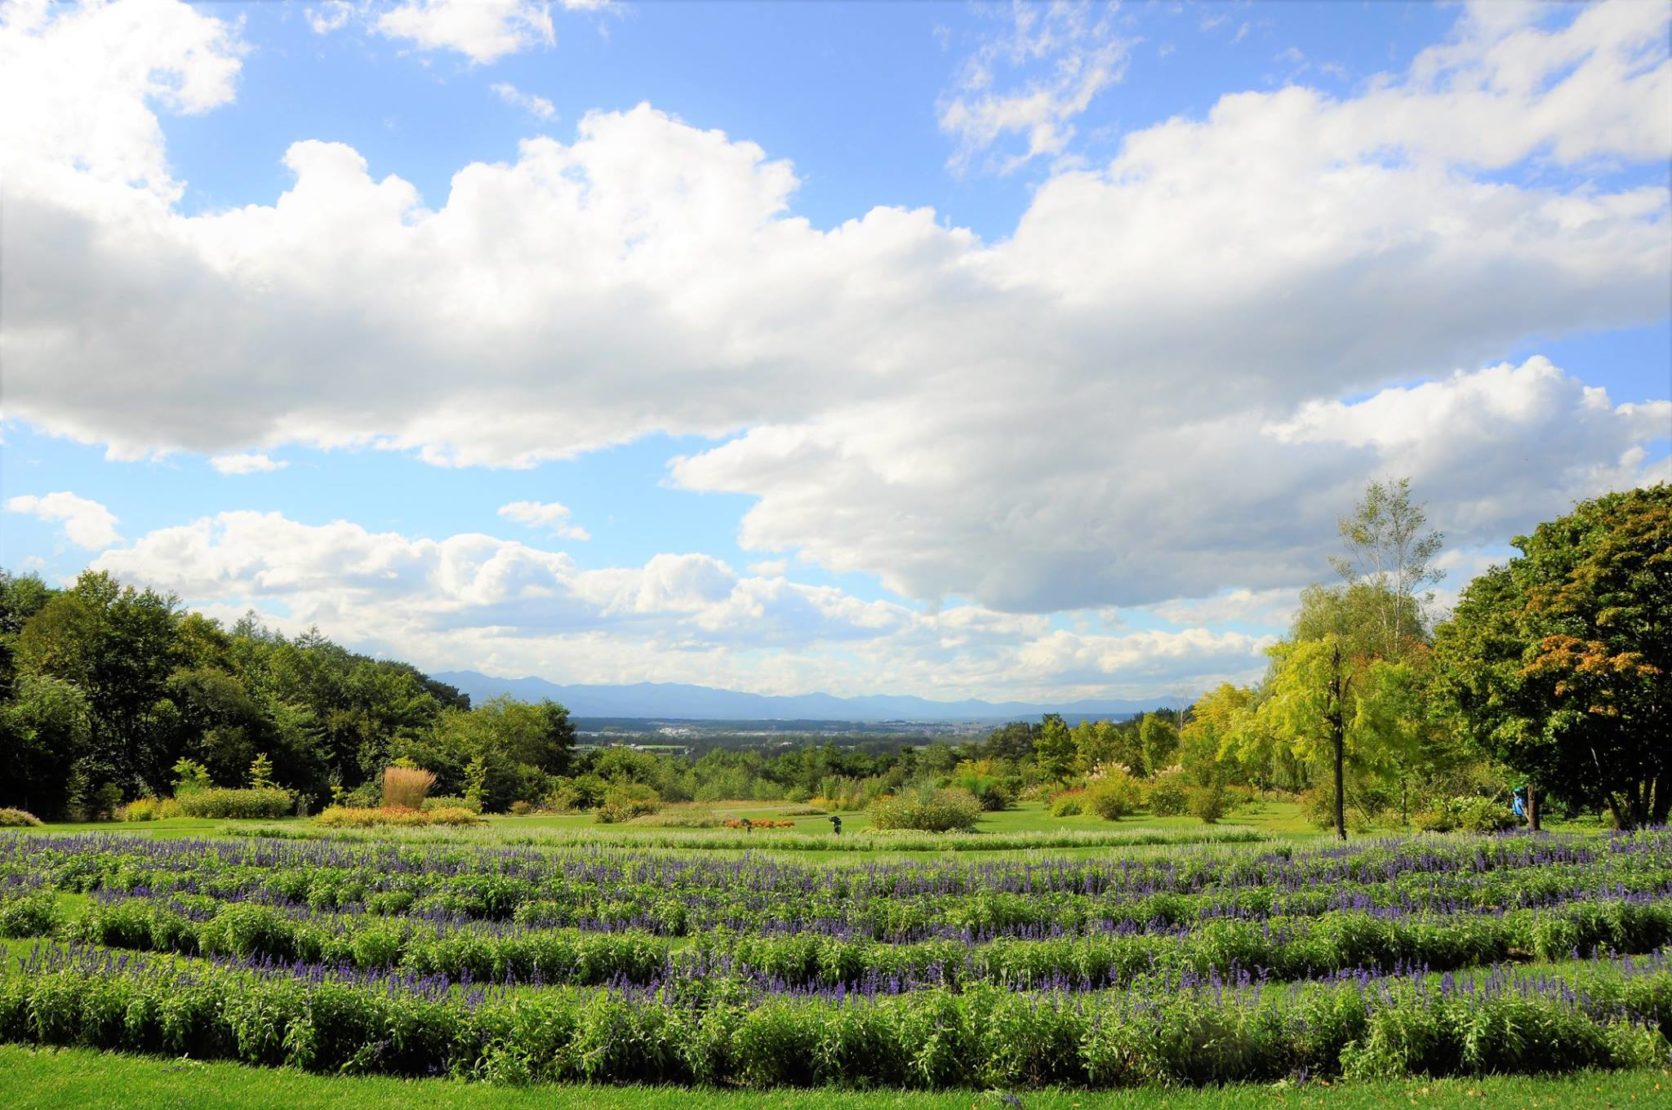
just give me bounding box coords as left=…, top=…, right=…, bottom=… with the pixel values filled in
left=720, top=817, right=796, bottom=830
left=117, top=798, right=183, bottom=822
left=0, top=808, right=44, bottom=828
left=1415, top=795, right=1520, bottom=834
left=314, top=806, right=480, bottom=828
left=973, top=781, right=1015, bottom=811
left=1188, top=784, right=1229, bottom=825
left=1085, top=767, right=1144, bottom=821
left=176, top=788, right=294, bottom=820
left=1302, top=785, right=1385, bottom=832
left=1146, top=768, right=1190, bottom=816
left=949, top=764, right=1016, bottom=812
left=868, top=787, right=982, bottom=832
left=1457, top=795, right=1520, bottom=833
left=0, top=891, right=58, bottom=936
left=594, top=784, right=662, bottom=824
left=421, top=795, right=482, bottom=814
left=546, top=775, right=607, bottom=812
left=1049, top=789, right=1086, bottom=817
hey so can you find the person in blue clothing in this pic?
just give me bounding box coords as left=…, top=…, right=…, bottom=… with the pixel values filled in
left=1511, top=786, right=1526, bottom=821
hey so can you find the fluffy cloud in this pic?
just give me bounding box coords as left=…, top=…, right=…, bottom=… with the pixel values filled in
left=210, top=451, right=286, bottom=475
left=497, top=500, right=589, bottom=540
left=87, top=511, right=1261, bottom=698
left=0, top=0, right=242, bottom=196
left=672, top=359, right=1665, bottom=610
left=376, top=0, right=555, bottom=64
left=4, top=0, right=1668, bottom=623
left=4, top=491, right=121, bottom=549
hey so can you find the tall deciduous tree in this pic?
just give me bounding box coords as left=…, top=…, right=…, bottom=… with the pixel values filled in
left=1331, top=478, right=1445, bottom=659
left=1434, top=484, right=1670, bottom=828
left=0, top=673, right=92, bottom=819
left=1138, top=712, right=1179, bottom=775
left=1182, top=683, right=1258, bottom=787
left=1260, top=478, right=1446, bottom=839
left=1034, top=713, right=1078, bottom=783
left=14, top=571, right=183, bottom=795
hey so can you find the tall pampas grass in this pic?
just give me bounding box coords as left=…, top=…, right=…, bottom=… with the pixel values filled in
left=382, top=766, right=436, bottom=810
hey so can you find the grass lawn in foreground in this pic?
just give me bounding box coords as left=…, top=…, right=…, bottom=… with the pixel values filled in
left=1, top=1046, right=1665, bottom=1109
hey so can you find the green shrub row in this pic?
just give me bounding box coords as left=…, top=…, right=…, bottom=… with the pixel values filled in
left=42, top=891, right=1672, bottom=991
left=8, top=832, right=1667, bottom=940
left=11, top=847, right=1670, bottom=941
left=1, top=955, right=1667, bottom=1087
left=314, top=806, right=480, bottom=828
left=176, top=789, right=295, bottom=820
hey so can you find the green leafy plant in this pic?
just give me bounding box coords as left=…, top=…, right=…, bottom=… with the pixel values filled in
left=1085, top=766, right=1144, bottom=820
left=594, top=783, right=662, bottom=824
left=867, top=786, right=981, bottom=832
left=171, top=758, right=211, bottom=795
left=176, top=788, right=294, bottom=819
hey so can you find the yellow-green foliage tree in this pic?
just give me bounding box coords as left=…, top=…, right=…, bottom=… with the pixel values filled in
left=1179, top=683, right=1255, bottom=788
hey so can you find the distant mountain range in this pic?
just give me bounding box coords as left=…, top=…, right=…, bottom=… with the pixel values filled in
left=432, top=670, right=1185, bottom=722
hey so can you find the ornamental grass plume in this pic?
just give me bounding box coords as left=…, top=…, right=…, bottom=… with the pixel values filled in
left=382, top=766, right=437, bottom=810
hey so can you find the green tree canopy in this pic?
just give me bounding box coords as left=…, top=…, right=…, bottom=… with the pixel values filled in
left=1433, top=484, right=1670, bottom=828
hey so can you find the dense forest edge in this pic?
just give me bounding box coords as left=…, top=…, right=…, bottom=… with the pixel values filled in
left=1, top=480, right=1665, bottom=835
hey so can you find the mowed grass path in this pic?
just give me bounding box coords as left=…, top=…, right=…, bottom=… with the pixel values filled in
left=3, top=1047, right=1667, bottom=1110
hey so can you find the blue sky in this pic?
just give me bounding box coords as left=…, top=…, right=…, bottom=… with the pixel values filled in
left=2, top=0, right=1668, bottom=702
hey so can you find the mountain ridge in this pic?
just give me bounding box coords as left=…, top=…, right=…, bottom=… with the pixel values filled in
left=433, top=670, right=1186, bottom=722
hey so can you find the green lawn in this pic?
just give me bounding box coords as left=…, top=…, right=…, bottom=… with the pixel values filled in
left=8, top=798, right=1568, bottom=860
left=485, top=798, right=1315, bottom=836
left=1, top=1046, right=1665, bottom=1109
left=13, top=817, right=292, bottom=839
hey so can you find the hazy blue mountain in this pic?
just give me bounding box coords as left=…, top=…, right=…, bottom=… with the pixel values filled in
left=433, top=670, right=1185, bottom=722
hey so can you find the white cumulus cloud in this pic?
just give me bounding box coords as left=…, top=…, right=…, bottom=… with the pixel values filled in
left=86, top=510, right=1267, bottom=699
left=4, top=491, right=122, bottom=549
left=376, top=0, right=555, bottom=64
left=2, top=0, right=1667, bottom=626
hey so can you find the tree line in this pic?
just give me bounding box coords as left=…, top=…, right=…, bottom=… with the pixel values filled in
left=1, top=482, right=1663, bottom=829
left=1156, top=480, right=1668, bottom=835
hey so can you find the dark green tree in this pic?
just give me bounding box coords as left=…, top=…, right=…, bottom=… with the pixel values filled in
left=1034, top=713, right=1078, bottom=783
left=14, top=571, right=183, bottom=795
left=1434, top=484, right=1670, bottom=828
